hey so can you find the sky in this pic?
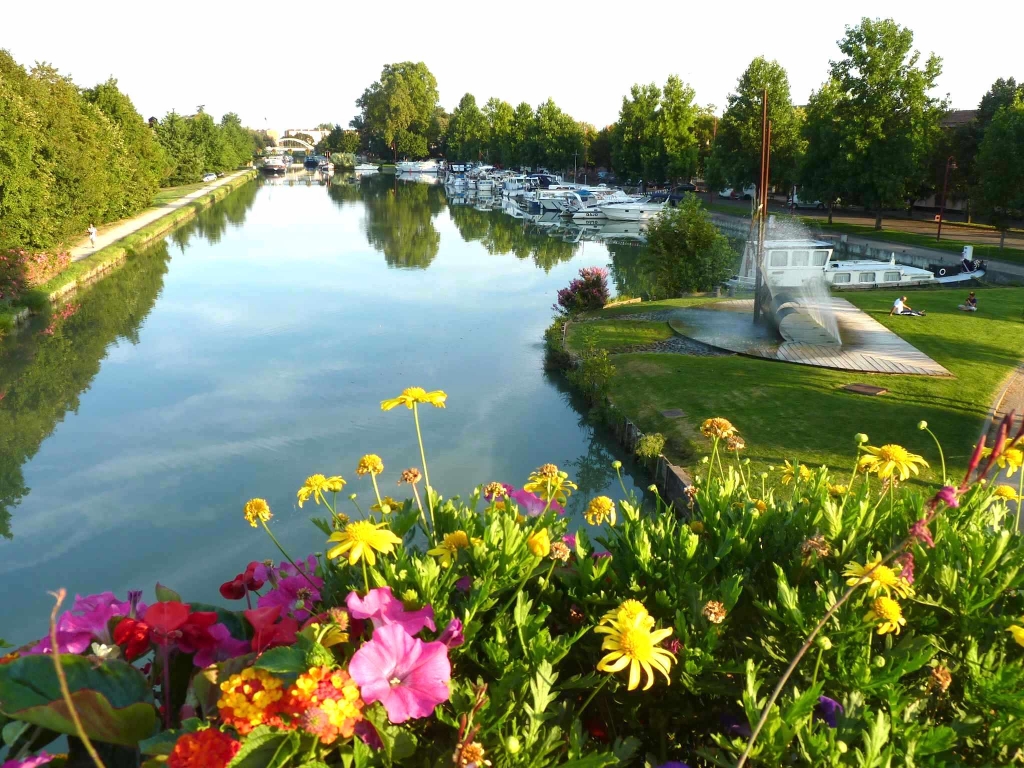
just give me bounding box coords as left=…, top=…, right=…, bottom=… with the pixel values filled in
left=5, top=0, right=1022, bottom=132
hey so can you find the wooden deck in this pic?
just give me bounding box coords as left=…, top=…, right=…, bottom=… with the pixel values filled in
left=674, top=298, right=952, bottom=377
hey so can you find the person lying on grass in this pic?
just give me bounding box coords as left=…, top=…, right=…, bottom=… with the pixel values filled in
left=889, top=295, right=926, bottom=317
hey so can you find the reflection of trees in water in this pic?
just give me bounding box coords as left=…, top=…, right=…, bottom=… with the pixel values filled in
left=448, top=205, right=579, bottom=273
left=0, top=242, right=172, bottom=540
left=169, top=180, right=259, bottom=250
left=362, top=177, right=445, bottom=270
left=607, top=241, right=657, bottom=299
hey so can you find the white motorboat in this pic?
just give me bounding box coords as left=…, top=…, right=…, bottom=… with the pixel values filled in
left=599, top=198, right=667, bottom=221
left=395, top=159, right=441, bottom=174
left=354, top=163, right=379, bottom=174
left=261, top=156, right=288, bottom=175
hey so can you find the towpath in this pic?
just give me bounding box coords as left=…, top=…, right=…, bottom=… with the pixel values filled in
left=69, top=171, right=252, bottom=262
left=984, top=361, right=1024, bottom=529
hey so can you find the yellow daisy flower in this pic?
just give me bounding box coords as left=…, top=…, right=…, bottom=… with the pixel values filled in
left=857, top=444, right=928, bottom=481
left=527, top=528, right=551, bottom=558
left=426, top=530, right=481, bottom=568
left=1008, top=625, right=1024, bottom=648
left=380, top=387, right=447, bottom=411
left=523, top=464, right=578, bottom=506
left=356, top=454, right=384, bottom=476
left=584, top=496, right=616, bottom=526
left=780, top=460, right=811, bottom=485
left=843, top=556, right=913, bottom=598
left=370, top=496, right=402, bottom=513
left=993, top=485, right=1020, bottom=502
left=326, top=521, right=402, bottom=566
left=297, top=474, right=346, bottom=508
left=244, top=498, right=272, bottom=528
left=827, top=483, right=848, bottom=498
left=594, top=610, right=676, bottom=691
left=981, top=445, right=1022, bottom=478
left=864, top=596, right=906, bottom=635
left=600, top=599, right=652, bottom=626
left=700, top=417, right=737, bottom=440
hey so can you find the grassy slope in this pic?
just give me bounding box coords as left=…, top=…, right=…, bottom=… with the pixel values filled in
left=567, top=321, right=674, bottom=352
left=151, top=182, right=209, bottom=207
left=580, top=287, right=1024, bottom=486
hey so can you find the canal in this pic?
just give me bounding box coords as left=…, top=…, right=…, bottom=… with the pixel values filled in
left=0, top=174, right=648, bottom=646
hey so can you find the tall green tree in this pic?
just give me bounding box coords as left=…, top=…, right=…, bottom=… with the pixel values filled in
left=156, top=111, right=204, bottom=185
left=828, top=18, right=945, bottom=228
left=531, top=99, right=583, bottom=173
left=446, top=93, right=489, bottom=161
left=590, top=125, right=613, bottom=171
left=483, top=98, right=515, bottom=166
left=800, top=80, right=848, bottom=223
left=710, top=56, right=803, bottom=196
left=353, top=62, right=440, bottom=160
left=693, top=106, right=718, bottom=179
left=659, top=75, right=699, bottom=182
left=510, top=102, right=535, bottom=167
left=976, top=96, right=1024, bottom=248
left=612, top=83, right=663, bottom=185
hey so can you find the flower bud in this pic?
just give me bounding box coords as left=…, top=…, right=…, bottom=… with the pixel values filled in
left=349, top=492, right=358, bottom=500
left=837, top=741, right=848, bottom=754
left=855, top=433, right=868, bottom=444
left=917, top=420, right=928, bottom=430
left=874, top=655, right=886, bottom=668
left=506, top=736, right=521, bottom=754
left=611, top=460, right=622, bottom=469
left=647, top=484, right=658, bottom=493
left=816, top=636, right=832, bottom=650
left=701, top=456, right=710, bottom=464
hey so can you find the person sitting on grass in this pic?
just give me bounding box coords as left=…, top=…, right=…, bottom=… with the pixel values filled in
left=958, top=291, right=978, bottom=312
left=889, top=295, right=926, bottom=317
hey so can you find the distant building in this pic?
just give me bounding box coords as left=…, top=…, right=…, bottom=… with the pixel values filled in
left=940, top=109, right=977, bottom=129
left=283, top=128, right=328, bottom=146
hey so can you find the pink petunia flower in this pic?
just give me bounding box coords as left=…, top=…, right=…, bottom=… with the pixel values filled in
left=29, top=592, right=143, bottom=655
left=192, top=624, right=251, bottom=668
left=346, top=587, right=435, bottom=635
left=349, top=623, right=451, bottom=723
left=509, top=488, right=564, bottom=516
left=438, top=618, right=464, bottom=648
left=2, top=751, right=55, bottom=768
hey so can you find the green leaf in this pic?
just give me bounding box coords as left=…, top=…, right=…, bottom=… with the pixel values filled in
left=226, top=726, right=299, bottom=768
left=915, top=725, right=957, bottom=756
left=0, top=654, right=157, bottom=746
left=139, top=719, right=201, bottom=755
left=559, top=754, right=619, bottom=768
left=154, top=583, right=182, bottom=603
left=253, top=646, right=307, bottom=678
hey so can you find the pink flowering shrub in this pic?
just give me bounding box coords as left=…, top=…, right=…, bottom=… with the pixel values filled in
left=0, top=248, right=71, bottom=301
left=555, top=266, right=610, bottom=315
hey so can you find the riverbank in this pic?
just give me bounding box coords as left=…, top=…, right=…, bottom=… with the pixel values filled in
left=554, top=287, right=1024, bottom=488
left=0, top=171, right=257, bottom=335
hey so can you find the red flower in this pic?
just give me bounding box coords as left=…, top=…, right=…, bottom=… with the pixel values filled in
left=244, top=606, right=298, bottom=653
left=114, top=618, right=152, bottom=661
left=219, top=562, right=266, bottom=600
left=168, top=728, right=240, bottom=768
left=144, top=602, right=191, bottom=644
left=177, top=611, right=219, bottom=656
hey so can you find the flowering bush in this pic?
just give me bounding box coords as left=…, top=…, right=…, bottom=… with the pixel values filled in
left=0, top=249, right=71, bottom=302
left=555, top=266, right=610, bottom=316
left=1, top=394, right=1023, bottom=768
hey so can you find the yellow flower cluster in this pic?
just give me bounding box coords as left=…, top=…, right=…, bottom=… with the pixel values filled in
left=380, top=387, right=447, bottom=411
left=327, top=521, right=402, bottom=566
left=584, top=496, right=616, bottom=526
left=780, top=460, right=811, bottom=486
left=595, top=600, right=675, bottom=691
left=701, top=417, right=737, bottom=440
left=864, top=596, right=906, bottom=635
left=427, top=531, right=482, bottom=568
left=523, top=464, right=578, bottom=506
left=857, top=444, right=928, bottom=481
left=982, top=444, right=1022, bottom=477
left=285, top=666, right=364, bottom=744
left=243, top=498, right=272, bottom=528
left=297, top=475, right=345, bottom=508
left=356, top=454, right=384, bottom=476
left=370, top=496, right=402, bottom=513
left=1008, top=625, right=1024, bottom=647
left=843, top=556, right=913, bottom=598
left=217, top=667, right=285, bottom=733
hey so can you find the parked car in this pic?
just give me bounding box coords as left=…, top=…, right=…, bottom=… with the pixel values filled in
left=719, top=185, right=756, bottom=200
left=202, top=173, right=217, bottom=182
left=790, top=193, right=826, bottom=210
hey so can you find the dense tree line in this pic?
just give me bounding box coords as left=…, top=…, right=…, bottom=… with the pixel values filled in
left=0, top=49, right=264, bottom=252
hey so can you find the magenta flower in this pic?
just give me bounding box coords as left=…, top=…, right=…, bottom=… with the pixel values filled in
left=909, top=518, right=935, bottom=548
left=895, top=552, right=915, bottom=585
left=349, top=623, right=451, bottom=723
left=930, top=486, right=960, bottom=509
left=509, top=488, right=564, bottom=516
left=193, top=624, right=251, bottom=668
left=347, top=587, right=435, bottom=635
left=562, top=533, right=577, bottom=550
left=438, top=618, right=464, bottom=648
left=29, top=591, right=143, bottom=655
left=258, top=574, right=323, bottom=622
left=2, top=752, right=55, bottom=768
left=455, top=576, right=472, bottom=593
left=815, top=695, right=844, bottom=728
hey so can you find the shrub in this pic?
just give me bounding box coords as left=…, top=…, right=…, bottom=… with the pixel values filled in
left=635, top=432, right=666, bottom=459
left=555, top=266, right=610, bottom=316
left=567, top=337, right=616, bottom=403
left=643, top=195, right=736, bottom=297
left=1, top=397, right=1022, bottom=767
left=0, top=248, right=71, bottom=301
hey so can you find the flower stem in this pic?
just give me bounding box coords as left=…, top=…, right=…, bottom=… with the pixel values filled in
left=497, top=557, right=540, bottom=618
left=614, top=465, right=628, bottom=497
left=541, top=559, right=557, bottom=592
left=361, top=558, right=370, bottom=595
left=161, top=645, right=173, bottom=730
left=922, top=426, right=947, bottom=486
left=412, top=404, right=436, bottom=539
left=370, top=474, right=384, bottom=513
left=577, top=675, right=610, bottom=719
left=811, top=646, right=824, bottom=688
left=708, top=438, right=720, bottom=487
left=410, top=483, right=430, bottom=537
left=260, top=520, right=319, bottom=591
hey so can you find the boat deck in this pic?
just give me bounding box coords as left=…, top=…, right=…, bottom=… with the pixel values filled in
left=670, top=298, right=952, bottom=377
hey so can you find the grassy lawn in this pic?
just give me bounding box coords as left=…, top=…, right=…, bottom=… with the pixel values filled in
left=567, top=321, right=674, bottom=352
left=577, top=287, right=1024, bottom=488
left=151, top=182, right=210, bottom=207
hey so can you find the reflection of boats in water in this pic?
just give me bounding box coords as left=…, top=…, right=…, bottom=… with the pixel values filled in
left=354, top=163, right=379, bottom=175
left=593, top=221, right=648, bottom=243
left=396, top=172, right=441, bottom=185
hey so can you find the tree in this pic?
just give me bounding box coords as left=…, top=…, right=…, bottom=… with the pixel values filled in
left=693, top=106, right=718, bottom=179
left=353, top=62, right=440, bottom=161
left=827, top=18, right=945, bottom=228
left=483, top=98, right=515, bottom=166
left=642, top=195, right=735, bottom=297
left=590, top=126, right=613, bottom=171
left=156, top=111, right=204, bottom=185
left=531, top=99, right=583, bottom=174
left=446, top=93, right=489, bottom=161
left=219, top=112, right=255, bottom=168
left=710, top=56, right=803, bottom=197
left=800, top=80, right=848, bottom=223
left=659, top=75, right=699, bottom=183
left=976, top=96, right=1024, bottom=248
left=612, top=83, right=663, bottom=185
left=510, top=102, right=534, bottom=167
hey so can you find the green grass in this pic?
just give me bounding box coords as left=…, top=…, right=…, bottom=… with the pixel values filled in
left=585, top=296, right=720, bottom=319
left=151, top=182, right=209, bottom=207
left=567, top=321, right=674, bottom=352
left=579, top=287, right=1024, bottom=487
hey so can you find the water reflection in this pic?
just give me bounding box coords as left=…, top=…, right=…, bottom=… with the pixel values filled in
left=169, top=179, right=259, bottom=249
left=361, top=176, right=445, bottom=269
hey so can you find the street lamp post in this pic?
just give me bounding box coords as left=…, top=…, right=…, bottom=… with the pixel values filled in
left=936, top=156, right=957, bottom=241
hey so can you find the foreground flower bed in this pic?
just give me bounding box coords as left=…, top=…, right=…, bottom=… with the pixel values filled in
left=1, top=391, right=1023, bottom=768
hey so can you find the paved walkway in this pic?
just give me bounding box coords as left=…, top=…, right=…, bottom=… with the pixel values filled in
left=984, top=362, right=1024, bottom=528
left=69, top=171, right=251, bottom=262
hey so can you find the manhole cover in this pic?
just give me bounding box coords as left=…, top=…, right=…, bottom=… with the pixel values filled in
left=660, top=408, right=686, bottom=418
left=843, top=383, right=888, bottom=396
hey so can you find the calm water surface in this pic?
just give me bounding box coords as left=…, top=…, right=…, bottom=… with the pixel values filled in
left=1, top=174, right=648, bottom=645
